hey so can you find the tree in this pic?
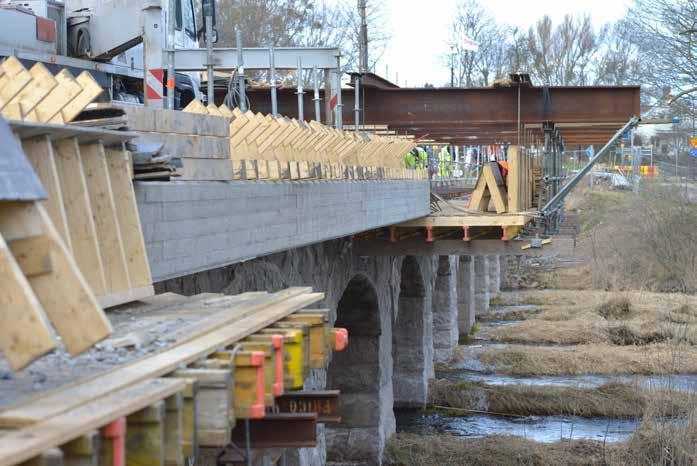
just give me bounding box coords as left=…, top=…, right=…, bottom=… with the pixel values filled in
left=507, top=27, right=533, bottom=74
left=594, top=21, right=641, bottom=85
left=336, top=0, right=390, bottom=72
left=623, top=0, right=697, bottom=113
left=526, top=14, right=598, bottom=85
left=447, top=0, right=506, bottom=87
left=215, top=0, right=325, bottom=47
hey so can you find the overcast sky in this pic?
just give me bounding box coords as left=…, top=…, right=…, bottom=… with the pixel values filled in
left=373, top=0, right=631, bottom=87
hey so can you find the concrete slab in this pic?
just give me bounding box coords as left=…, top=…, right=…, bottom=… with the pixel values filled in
left=137, top=180, right=430, bottom=281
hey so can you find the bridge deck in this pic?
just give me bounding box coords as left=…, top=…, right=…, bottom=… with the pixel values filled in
left=137, top=179, right=430, bottom=282
left=398, top=199, right=536, bottom=228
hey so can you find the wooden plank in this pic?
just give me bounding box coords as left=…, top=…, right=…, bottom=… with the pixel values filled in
left=21, top=136, right=73, bottom=251
left=468, top=173, right=490, bottom=212
left=507, top=146, right=520, bottom=213
left=398, top=213, right=532, bottom=228
left=134, top=133, right=230, bottom=160
left=98, top=286, right=155, bottom=310
left=8, top=235, right=52, bottom=277
left=206, top=105, right=222, bottom=117
left=176, top=158, right=233, bottom=181
left=86, top=103, right=229, bottom=136
left=482, top=163, right=508, bottom=214
left=0, top=227, right=55, bottom=371
left=0, top=379, right=186, bottom=466
left=2, top=63, right=57, bottom=120
left=80, top=144, right=131, bottom=294
left=53, top=138, right=107, bottom=295
left=0, top=203, right=112, bottom=356
left=50, top=72, right=103, bottom=124
left=0, top=56, right=32, bottom=110
left=217, top=104, right=232, bottom=118
left=105, top=147, right=152, bottom=290
left=0, top=289, right=322, bottom=428
left=182, top=99, right=208, bottom=115
left=25, top=69, right=83, bottom=123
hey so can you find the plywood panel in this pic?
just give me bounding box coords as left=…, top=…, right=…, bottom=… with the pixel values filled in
left=0, top=226, right=55, bottom=371
left=80, top=144, right=131, bottom=294
left=21, top=136, right=73, bottom=251
left=53, top=138, right=107, bottom=295
left=105, top=147, right=152, bottom=290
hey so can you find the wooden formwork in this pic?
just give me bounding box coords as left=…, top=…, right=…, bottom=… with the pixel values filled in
left=10, top=121, right=154, bottom=309
left=182, top=100, right=425, bottom=181
left=0, top=117, right=113, bottom=371
left=0, top=288, right=348, bottom=466
left=506, top=146, right=535, bottom=213
left=468, top=145, right=536, bottom=215
left=0, top=57, right=102, bottom=124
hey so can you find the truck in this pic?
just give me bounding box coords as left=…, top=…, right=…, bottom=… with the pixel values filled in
left=0, top=0, right=219, bottom=108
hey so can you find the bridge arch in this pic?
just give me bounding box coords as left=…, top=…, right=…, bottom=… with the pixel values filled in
left=392, top=256, right=431, bottom=408
left=326, top=273, right=385, bottom=463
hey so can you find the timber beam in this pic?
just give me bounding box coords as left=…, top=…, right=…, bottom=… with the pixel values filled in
left=352, top=237, right=576, bottom=257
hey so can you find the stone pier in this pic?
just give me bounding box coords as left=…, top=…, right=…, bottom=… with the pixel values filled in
left=457, top=256, right=475, bottom=335
left=474, top=255, right=490, bottom=315
left=488, top=254, right=501, bottom=297
left=432, top=256, right=459, bottom=362
left=499, top=255, right=510, bottom=291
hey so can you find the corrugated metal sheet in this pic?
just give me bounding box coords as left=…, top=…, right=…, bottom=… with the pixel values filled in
left=0, top=116, right=46, bottom=201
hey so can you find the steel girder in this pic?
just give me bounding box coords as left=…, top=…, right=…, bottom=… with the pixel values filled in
left=238, top=85, right=640, bottom=146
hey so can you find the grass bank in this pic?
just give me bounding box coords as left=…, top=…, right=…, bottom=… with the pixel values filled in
left=429, top=379, right=691, bottom=418
left=486, top=293, right=697, bottom=346
left=387, top=415, right=697, bottom=466
left=385, top=433, right=611, bottom=466
left=457, top=343, right=697, bottom=376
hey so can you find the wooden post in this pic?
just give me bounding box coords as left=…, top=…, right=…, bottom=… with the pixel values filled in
left=171, top=369, right=233, bottom=448
left=126, top=402, right=165, bottom=466
left=63, top=432, right=100, bottom=466
left=164, top=393, right=184, bottom=466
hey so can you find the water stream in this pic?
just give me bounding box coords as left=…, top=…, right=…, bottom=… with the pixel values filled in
left=437, top=369, right=697, bottom=392
left=396, top=410, right=641, bottom=443
left=398, top=306, right=697, bottom=444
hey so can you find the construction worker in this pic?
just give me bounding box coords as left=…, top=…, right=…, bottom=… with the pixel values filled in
left=404, top=148, right=418, bottom=168
left=416, top=147, right=428, bottom=168
left=416, top=147, right=429, bottom=168
left=438, top=146, right=453, bottom=178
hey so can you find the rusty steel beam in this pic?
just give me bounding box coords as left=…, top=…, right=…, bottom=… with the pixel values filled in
left=241, top=86, right=640, bottom=124
left=236, top=84, right=639, bottom=146
left=229, top=413, right=318, bottom=449
left=273, top=390, right=341, bottom=423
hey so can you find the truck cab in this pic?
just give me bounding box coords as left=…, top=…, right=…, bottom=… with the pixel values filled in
left=0, top=0, right=208, bottom=106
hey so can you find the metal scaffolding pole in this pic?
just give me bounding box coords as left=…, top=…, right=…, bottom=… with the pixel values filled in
left=541, top=117, right=639, bottom=216
left=312, top=66, right=321, bottom=122
left=296, top=57, right=304, bottom=121
left=205, top=13, right=214, bottom=105
left=335, top=68, right=343, bottom=129
left=354, top=76, right=361, bottom=131
left=269, top=47, right=277, bottom=116
left=236, top=31, right=247, bottom=112
left=166, top=0, right=176, bottom=110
